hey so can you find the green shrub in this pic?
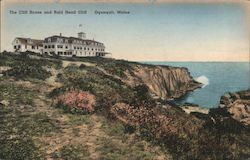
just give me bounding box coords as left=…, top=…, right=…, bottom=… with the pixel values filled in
left=59, top=144, right=90, bottom=160
left=0, top=135, right=43, bottom=160
left=97, top=138, right=156, bottom=160
left=4, top=64, right=51, bottom=80
left=0, top=83, right=36, bottom=105
left=0, top=52, right=63, bottom=80
left=0, top=107, right=56, bottom=159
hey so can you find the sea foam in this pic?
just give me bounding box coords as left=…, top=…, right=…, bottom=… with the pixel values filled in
left=195, top=76, right=209, bottom=88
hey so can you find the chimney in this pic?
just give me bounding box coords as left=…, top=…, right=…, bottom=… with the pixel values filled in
left=59, top=33, right=62, bottom=36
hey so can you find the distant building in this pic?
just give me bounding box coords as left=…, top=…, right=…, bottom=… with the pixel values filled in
left=12, top=32, right=109, bottom=57
left=12, top=37, right=43, bottom=53
left=43, top=32, right=106, bottom=57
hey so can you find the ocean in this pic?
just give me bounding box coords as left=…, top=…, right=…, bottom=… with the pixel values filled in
left=143, top=62, right=250, bottom=108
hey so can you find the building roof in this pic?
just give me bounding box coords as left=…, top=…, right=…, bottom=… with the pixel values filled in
left=44, top=35, right=104, bottom=46
left=16, top=37, right=43, bottom=46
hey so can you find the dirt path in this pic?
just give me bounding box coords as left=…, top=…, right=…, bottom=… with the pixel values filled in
left=30, top=74, right=107, bottom=159
left=44, top=67, right=62, bottom=90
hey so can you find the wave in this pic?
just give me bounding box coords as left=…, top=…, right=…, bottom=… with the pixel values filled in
left=195, top=75, right=209, bottom=88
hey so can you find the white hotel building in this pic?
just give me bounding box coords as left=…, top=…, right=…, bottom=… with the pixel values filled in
left=12, top=32, right=108, bottom=57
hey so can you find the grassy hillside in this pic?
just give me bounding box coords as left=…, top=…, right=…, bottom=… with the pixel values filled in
left=0, top=52, right=249, bottom=160
left=0, top=52, right=167, bottom=160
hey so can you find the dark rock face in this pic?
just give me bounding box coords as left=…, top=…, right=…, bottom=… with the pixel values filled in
left=124, top=65, right=202, bottom=100
left=219, top=90, right=250, bottom=125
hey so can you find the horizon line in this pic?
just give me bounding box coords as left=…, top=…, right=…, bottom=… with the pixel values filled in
left=136, top=60, right=250, bottom=62
left=2, top=0, right=249, bottom=4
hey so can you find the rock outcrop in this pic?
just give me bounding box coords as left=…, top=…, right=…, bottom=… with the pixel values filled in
left=124, top=65, right=202, bottom=100
left=219, top=90, right=250, bottom=125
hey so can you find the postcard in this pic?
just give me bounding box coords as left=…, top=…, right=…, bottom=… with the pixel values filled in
left=0, top=0, right=249, bottom=159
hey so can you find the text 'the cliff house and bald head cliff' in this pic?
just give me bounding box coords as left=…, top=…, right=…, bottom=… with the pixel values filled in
left=12, top=32, right=109, bottom=57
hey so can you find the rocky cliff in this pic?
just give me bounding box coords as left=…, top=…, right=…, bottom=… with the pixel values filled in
left=219, top=90, right=250, bottom=125
left=124, top=64, right=202, bottom=100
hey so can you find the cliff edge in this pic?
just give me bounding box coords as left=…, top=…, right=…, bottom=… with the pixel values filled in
left=124, top=65, right=202, bottom=100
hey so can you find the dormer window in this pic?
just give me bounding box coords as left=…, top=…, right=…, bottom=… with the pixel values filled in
left=57, top=38, right=63, bottom=43
left=48, top=38, right=51, bottom=43
left=27, top=38, right=32, bottom=44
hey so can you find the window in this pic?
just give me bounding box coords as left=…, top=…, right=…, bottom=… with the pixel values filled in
left=59, top=52, right=63, bottom=55
left=48, top=45, right=51, bottom=48
left=52, top=45, right=54, bottom=48
left=57, top=38, right=63, bottom=43
left=32, top=46, right=35, bottom=49
left=74, top=46, right=76, bottom=49
left=65, top=46, right=68, bottom=49
left=57, top=45, right=63, bottom=48
left=92, top=48, right=93, bottom=51
left=84, top=47, right=86, bottom=50
left=14, top=46, right=17, bottom=49
left=44, top=45, right=47, bottom=49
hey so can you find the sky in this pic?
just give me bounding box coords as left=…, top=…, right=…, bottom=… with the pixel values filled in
left=1, top=1, right=249, bottom=61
